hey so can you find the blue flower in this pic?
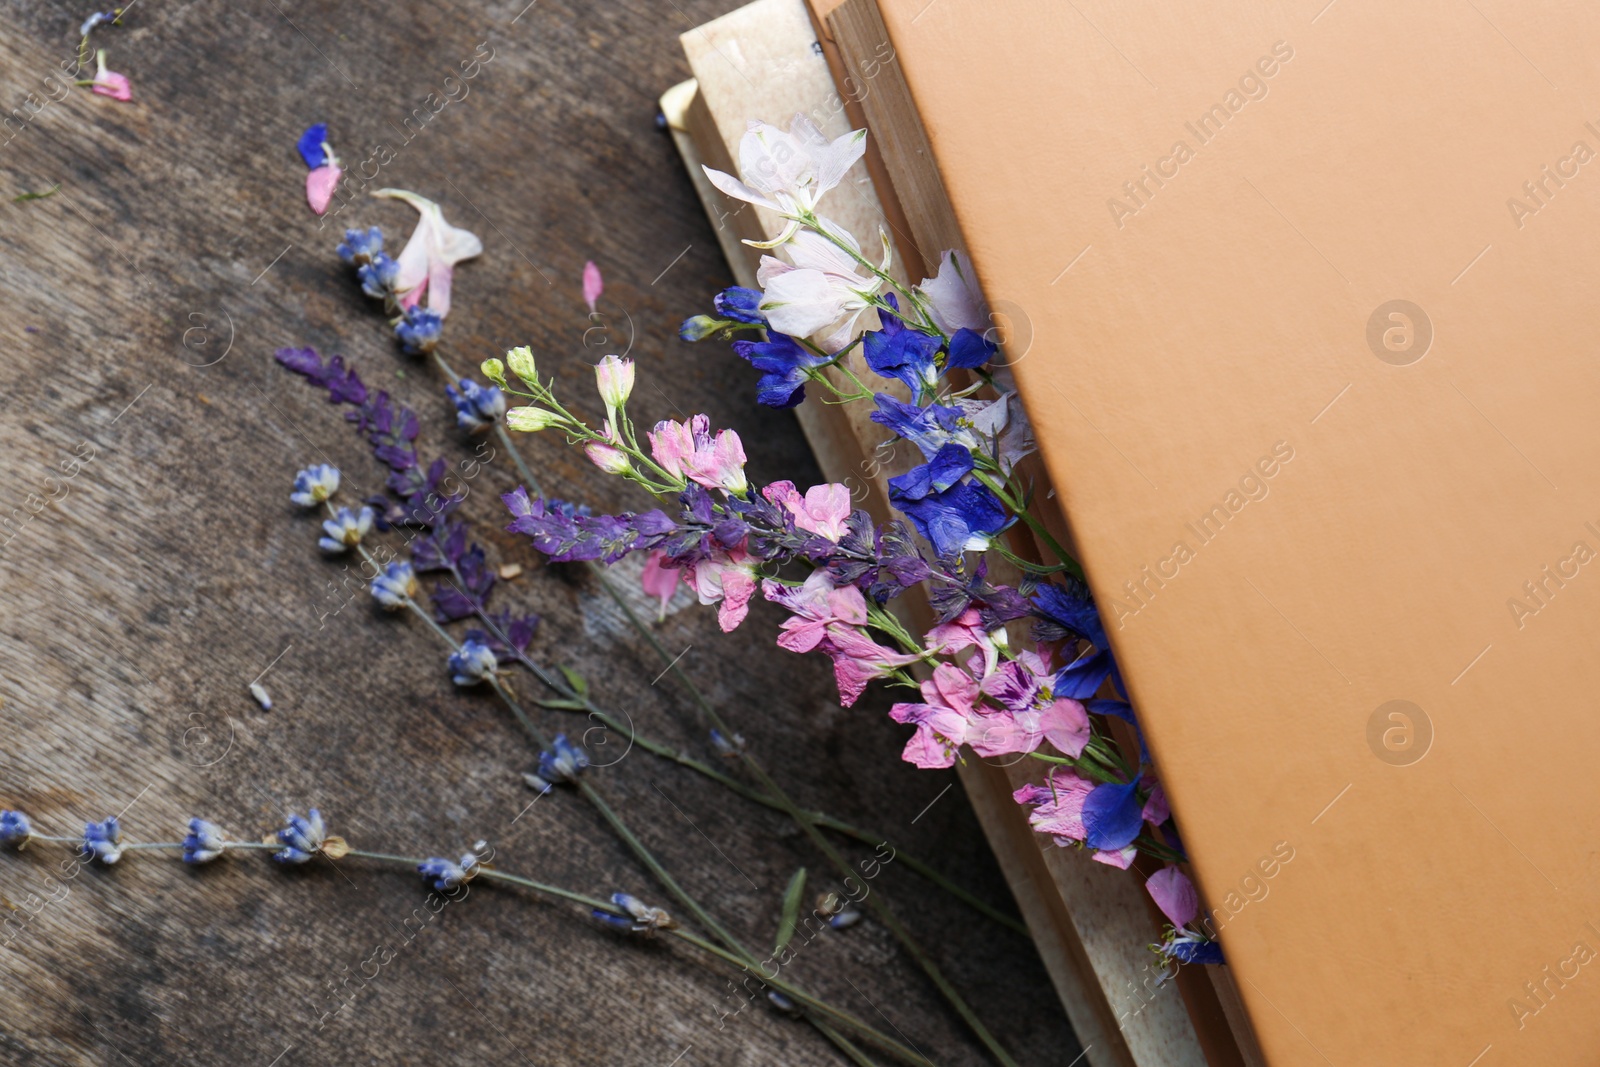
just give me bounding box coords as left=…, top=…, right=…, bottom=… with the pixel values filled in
left=1161, top=934, right=1225, bottom=966
left=371, top=561, right=418, bottom=610
left=946, top=326, right=998, bottom=370
left=1081, top=778, right=1144, bottom=851
left=679, top=314, right=723, bottom=342
left=417, top=852, right=479, bottom=891
left=869, top=393, right=968, bottom=460
left=358, top=253, right=399, bottom=300
left=1054, top=646, right=1114, bottom=699
left=862, top=294, right=942, bottom=397
left=449, top=639, right=499, bottom=686
left=890, top=479, right=1010, bottom=558
left=273, top=809, right=325, bottom=864
left=395, top=306, right=444, bottom=355
left=0, top=810, right=31, bottom=847
left=1031, top=579, right=1108, bottom=650
left=319, top=505, right=374, bottom=553
left=446, top=378, right=506, bottom=432
left=709, top=729, right=746, bottom=759
left=591, top=892, right=677, bottom=936
left=297, top=123, right=331, bottom=169
left=183, top=818, right=226, bottom=865
left=79, top=11, right=117, bottom=36
left=337, top=226, right=384, bottom=266
left=730, top=332, right=829, bottom=408
left=82, top=817, right=122, bottom=865
left=523, top=734, right=590, bottom=792
left=291, top=464, right=340, bottom=507
left=885, top=443, right=973, bottom=501
left=713, top=286, right=766, bottom=325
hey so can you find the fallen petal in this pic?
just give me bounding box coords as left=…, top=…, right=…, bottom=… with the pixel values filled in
left=583, top=260, right=603, bottom=314
left=306, top=164, right=342, bottom=216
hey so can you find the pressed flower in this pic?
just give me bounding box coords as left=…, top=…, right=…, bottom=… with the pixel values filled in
left=319, top=505, right=373, bottom=553
left=373, top=189, right=483, bottom=318
left=594, top=354, right=634, bottom=427
left=307, top=164, right=342, bottom=216
left=1013, top=767, right=1096, bottom=846
left=592, top=891, right=677, bottom=937
left=183, top=818, right=226, bottom=865
left=358, top=253, right=400, bottom=300
left=446, top=378, right=505, bottom=432
left=418, top=852, right=479, bottom=891
left=730, top=331, right=829, bottom=408
left=756, top=230, right=881, bottom=351
left=337, top=226, right=384, bottom=266
left=273, top=809, right=325, bottom=864
left=448, top=639, right=499, bottom=686
left=290, top=464, right=340, bottom=507
left=523, top=734, right=590, bottom=793
left=700, top=114, right=867, bottom=244
left=640, top=551, right=681, bottom=620
left=394, top=305, right=443, bottom=356
left=1146, top=867, right=1199, bottom=930
left=0, top=810, right=31, bottom=848
left=89, top=50, right=131, bottom=102
left=371, top=561, right=418, bottom=609
left=683, top=545, right=758, bottom=632
left=582, top=260, right=603, bottom=315
left=648, top=415, right=748, bottom=495
left=891, top=478, right=1010, bottom=559
left=297, top=123, right=332, bottom=169
left=82, top=817, right=122, bottom=864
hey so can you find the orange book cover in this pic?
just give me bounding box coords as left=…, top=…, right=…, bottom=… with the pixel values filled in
left=873, top=0, right=1600, bottom=1063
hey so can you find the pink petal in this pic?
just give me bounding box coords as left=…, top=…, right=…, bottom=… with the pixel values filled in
left=1146, top=867, right=1199, bottom=928
left=93, top=71, right=132, bottom=102
left=1141, top=782, right=1170, bottom=826
left=900, top=726, right=957, bottom=769
left=640, top=551, right=680, bottom=619
left=306, top=165, right=342, bottom=216
left=582, top=260, right=603, bottom=315
left=717, top=569, right=756, bottom=632
left=1039, top=698, right=1090, bottom=758
left=398, top=277, right=427, bottom=310
left=1092, top=846, right=1139, bottom=869
left=427, top=258, right=455, bottom=318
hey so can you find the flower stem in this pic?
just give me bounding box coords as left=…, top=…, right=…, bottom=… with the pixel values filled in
left=970, top=469, right=1083, bottom=580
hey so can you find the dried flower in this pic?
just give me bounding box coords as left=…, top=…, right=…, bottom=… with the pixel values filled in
left=505, top=346, right=537, bottom=384
left=592, top=891, right=677, bottom=936
left=448, top=639, right=499, bottom=686
left=82, top=817, right=122, bottom=864
left=273, top=809, right=325, bottom=864
left=291, top=464, right=340, bottom=507
left=337, top=226, right=384, bottom=266
left=371, top=561, right=418, bottom=609
left=0, top=810, right=31, bottom=848
left=358, top=253, right=400, bottom=300
left=372, top=188, right=483, bottom=318
left=395, top=306, right=444, bottom=356
left=446, top=378, right=506, bottom=432
left=319, top=505, right=373, bottom=553
left=183, top=818, right=226, bottom=864
left=417, top=852, right=479, bottom=891
left=523, top=734, right=589, bottom=793
left=90, top=49, right=131, bottom=102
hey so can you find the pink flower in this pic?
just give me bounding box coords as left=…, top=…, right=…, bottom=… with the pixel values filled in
left=595, top=354, right=634, bottom=416
left=1141, top=781, right=1170, bottom=827
left=584, top=440, right=630, bottom=475
left=683, top=546, right=757, bottom=632
left=1092, top=846, right=1139, bottom=869
left=824, top=626, right=919, bottom=708
left=583, top=260, right=603, bottom=315
left=91, top=50, right=131, bottom=102
left=1012, top=767, right=1095, bottom=845
left=640, top=550, right=681, bottom=621
left=888, top=663, right=981, bottom=767
left=1146, top=867, right=1199, bottom=929
left=306, top=165, right=342, bottom=215
left=374, top=189, right=483, bottom=318
left=925, top=608, right=998, bottom=679
left=788, top=483, right=853, bottom=541
left=764, top=571, right=868, bottom=653
left=648, top=415, right=748, bottom=495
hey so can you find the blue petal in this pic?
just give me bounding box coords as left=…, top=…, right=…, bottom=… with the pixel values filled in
left=887, top=443, right=973, bottom=502
left=297, top=123, right=330, bottom=169
left=1082, top=778, right=1144, bottom=850
left=945, top=326, right=997, bottom=369
left=1054, top=647, right=1113, bottom=699
left=1166, top=939, right=1225, bottom=965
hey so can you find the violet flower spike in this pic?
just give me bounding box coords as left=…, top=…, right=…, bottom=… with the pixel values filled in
left=81, top=817, right=122, bottom=864
left=274, top=809, right=326, bottom=864
left=0, top=810, right=32, bottom=848
left=183, top=818, right=227, bottom=865
left=448, top=639, right=499, bottom=686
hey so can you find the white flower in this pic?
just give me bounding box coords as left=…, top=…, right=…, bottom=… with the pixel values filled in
left=702, top=114, right=868, bottom=246
left=373, top=189, right=484, bottom=318
left=756, top=229, right=883, bottom=351
left=916, top=249, right=988, bottom=334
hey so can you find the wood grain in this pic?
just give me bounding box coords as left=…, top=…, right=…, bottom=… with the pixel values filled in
left=0, top=2, right=1075, bottom=1064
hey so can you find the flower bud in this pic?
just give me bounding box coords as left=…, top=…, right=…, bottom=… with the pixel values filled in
left=505, top=405, right=564, bottom=432
left=585, top=441, right=632, bottom=475
left=506, top=346, right=537, bottom=384
left=480, top=357, right=507, bottom=387
left=595, top=355, right=635, bottom=412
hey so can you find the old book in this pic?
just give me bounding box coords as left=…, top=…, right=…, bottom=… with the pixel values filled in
left=823, top=0, right=1600, bottom=1065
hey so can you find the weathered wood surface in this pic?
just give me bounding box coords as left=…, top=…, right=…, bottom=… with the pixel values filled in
left=0, top=1, right=1076, bottom=1065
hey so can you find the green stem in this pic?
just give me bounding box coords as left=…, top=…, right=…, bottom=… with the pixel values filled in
left=970, top=469, right=1083, bottom=580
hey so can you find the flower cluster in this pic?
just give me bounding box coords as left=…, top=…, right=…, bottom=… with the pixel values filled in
left=523, top=734, right=589, bottom=793
left=489, top=115, right=1210, bottom=967
left=333, top=190, right=483, bottom=355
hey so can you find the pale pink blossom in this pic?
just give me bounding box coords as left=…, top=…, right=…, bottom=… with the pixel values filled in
left=90, top=50, right=131, bottom=102
left=306, top=164, right=342, bottom=215
left=582, top=260, right=603, bottom=314
left=1013, top=768, right=1096, bottom=845
left=701, top=114, right=868, bottom=244
left=788, top=483, right=852, bottom=541
left=888, top=663, right=981, bottom=768
left=584, top=440, right=630, bottom=474
left=648, top=415, right=748, bottom=495
left=824, top=626, right=921, bottom=708
left=1142, top=781, right=1170, bottom=827
left=683, top=546, right=757, bottom=632
left=640, top=551, right=680, bottom=621
left=925, top=608, right=998, bottom=679
left=1092, top=846, right=1139, bottom=869
left=916, top=249, right=986, bottom=334
left=756, top=229, right=881, bottom=350
left=766, top=572, right=917, bottom=707
left=374, top=189, right=483, bottom=318
left=1146, top=867, right=1199, bottom=929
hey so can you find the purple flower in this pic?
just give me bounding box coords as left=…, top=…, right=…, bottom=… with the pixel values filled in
left=862, top=294, right=942, bottom=397
left=319, top=505, right=373, bottom=553
left=449, top=640, right=499, bottom=686
left=0, top=810, right=31, bottom=847
left=1031, top=578, right=1107, bottom=650
left=358, top=253, right=400, bottom=300
left=713, top=286, right=766, bottom=324
left=395, top=306, right=443, bottom=355
left=591, top=892, right=677, bottom=937
left=274, top=810, right=325, bottom=864
left=885, top=443, right=972, bottom=501
left=946, top=326, right=997, bottom=369
left=446, top=378, right=505, bottom=432
left=1161, top=935, right=1225, bottom=965
left=503, top=487, right=674, bottom=565
left=1054, top=646, right=1114, bottom=700
left=183, top=819, right=226, bottom=864
left=523, top=734, right=589, bottom=793
left=418, top=853, right=478, bottom=891
left=291, top=464, right=340, bottom=507
left=371, top=561, right=418, bottom=609
left=81, top=817, right=122, bottom=864
left=890, top=479, right=1010, bottom=558
left=731, top=331, right=830, bottom=408
left=337, top=226, right=384, bottom=266
left=869, top=393, right=968, bottom=460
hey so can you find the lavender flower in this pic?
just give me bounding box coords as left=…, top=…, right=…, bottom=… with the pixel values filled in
left=417, top=852, right=479, bottom=891
left=709, top=729, right=745, bottom=759
left=81, top=817, right=122, bottom=864
left=0, top=810, right=31, bottom=847
left=371, top=561, right=418, bottom=609
left=448, top=640, right=499, bottom=686
left=523, top=734, right=589, bottom=793
left=337, top=226, right=384, bottom=266
left=592, top=892, right=677, bottom=937
left=79, top=11, right=116, bottom=36
left=183, top=818, right=226, bottom=865
left=319, top=505, right=374, bottom=553
left=395, top=306, right=443, bottom=355
left=446, top=379, right=506, bottom=432
left=273, top=809, right=325, bottom=864
left=358, top=253, right=400, bottom=300
left=291, top=464, right=340, bottom=507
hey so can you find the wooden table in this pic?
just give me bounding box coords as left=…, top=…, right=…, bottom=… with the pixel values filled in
left=0, top=2, right=1077, bottom=1064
